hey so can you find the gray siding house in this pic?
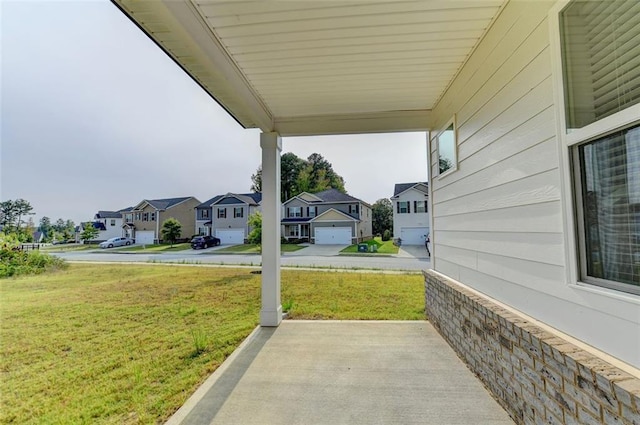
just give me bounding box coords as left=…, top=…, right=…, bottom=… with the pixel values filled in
left=195, top=193, right=262, bottom=244
left=282, top=189, right=372, bottom=244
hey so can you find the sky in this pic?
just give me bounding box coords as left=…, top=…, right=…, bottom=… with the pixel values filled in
left=1, top=0, right=428, bottom=226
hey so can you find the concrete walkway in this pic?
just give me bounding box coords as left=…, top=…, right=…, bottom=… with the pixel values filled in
left=168, top=321, right=513, bottom=425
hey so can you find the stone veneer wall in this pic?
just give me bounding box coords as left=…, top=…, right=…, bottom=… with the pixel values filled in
left=424, top=270, right=640, bottom=425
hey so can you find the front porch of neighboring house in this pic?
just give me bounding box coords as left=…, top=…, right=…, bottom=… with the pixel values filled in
left=122, top=222, right=134, bottom=240
left=282, top=219, right=311, bottom=243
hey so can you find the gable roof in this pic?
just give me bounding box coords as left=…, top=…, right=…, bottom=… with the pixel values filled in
left=312, top=207, right=358, bottom=222
left=393, top=182, right=429, bottom=197
left=284, top=189, right=370, bottom=207
left=206, top=193, right=262, bottom=207
left=133, top=197, right=195, bottom=211
left=196, top=195, right=224, bottom=208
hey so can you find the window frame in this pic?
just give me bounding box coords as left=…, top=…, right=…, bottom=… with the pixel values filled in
left=550, top=0, right=640, bottom=295
left=234, top=207, right=244, bottom=218
left=201, top=209, right=209, bottom=219
left=397, top=201, right=410, bottom=214
left=433, top=115, right=458, bottom=178
left=217, top=208, right=226, bottom=219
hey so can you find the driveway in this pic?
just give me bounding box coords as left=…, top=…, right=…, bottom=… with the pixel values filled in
left=397, top=245, right=431, bottom=259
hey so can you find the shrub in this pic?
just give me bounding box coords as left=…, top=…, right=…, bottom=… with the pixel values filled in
left=382, top=229, right=391, bottom=241
left=0, top=233, right=67, bottom=278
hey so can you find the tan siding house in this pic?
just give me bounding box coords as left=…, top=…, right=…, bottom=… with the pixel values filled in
left=123, top=197, right=200, bottom=244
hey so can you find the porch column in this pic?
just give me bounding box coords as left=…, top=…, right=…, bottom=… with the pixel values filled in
left=260, top=132, right=282, bottom=327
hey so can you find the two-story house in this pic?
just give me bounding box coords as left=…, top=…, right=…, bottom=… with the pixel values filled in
left=195, top=193, right=262, bottom=244
left=92, top=209, right=129, bottom=241
left=282, top=188, right=372, bottom=245
left=391, top=182, right=429, bottom=245
left=122, top=197, right=200, bottom=244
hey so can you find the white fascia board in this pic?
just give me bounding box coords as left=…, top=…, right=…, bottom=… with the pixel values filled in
left=274, top=110, right=431, bottom=137
left=312, top=208, right=359, bottom=222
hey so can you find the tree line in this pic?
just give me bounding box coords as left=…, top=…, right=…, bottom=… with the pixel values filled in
left=0, top=199, right=76, bottom=243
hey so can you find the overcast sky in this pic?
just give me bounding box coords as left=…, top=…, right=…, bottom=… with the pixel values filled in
left=1, top=1, right=428, bottom=226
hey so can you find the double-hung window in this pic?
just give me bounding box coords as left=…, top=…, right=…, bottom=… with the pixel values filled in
left=289, top=207, right=302, bottom=218
left=414, top=201, right=427, bottom=213
left=217, top=208, right=226, bottom=219
left=397, top=201, right=410, bottom=214
left=234, top=207, right=243, bottom=218
left=558, top=0, right=640, bottom=293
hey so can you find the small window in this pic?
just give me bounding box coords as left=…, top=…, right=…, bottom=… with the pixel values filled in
left=414, top=201, right=427, bottom=213
left=150, top=212, right=155, bottom=221
left=234, top=207, right=243, bottom=218
left=125, top=214, right=133, bottom=222
left=110, top=219, right=116, bottom=226
left=289, top=207, right=302, bottom=218
left=134, top=213, right=141, bottom=221
left=435, top=117, right=457, bottom=176
left=308, top=207, right=317, bottom=218
left=217, top=208, right=226, bottom=219
left=142, top=213, right=149, bottom=221
left=397, top=201, right=410, bottom=214
left=287, top=225, right=299, bottom=237
left=348, top=204, right=359, bottom=215
left=201, top=209, right=209, bottom=219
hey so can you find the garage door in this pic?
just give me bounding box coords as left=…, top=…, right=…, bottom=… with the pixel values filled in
left=135, top=230, right=155, bottom=245
left=216, top=229, right=245, bottom=245
left=400, top=227, right=429, bottom=245
left=315, top=227, right=352, bottom=245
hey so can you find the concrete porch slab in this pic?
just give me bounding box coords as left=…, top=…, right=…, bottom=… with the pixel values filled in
left=168, top=321, right=513, bottom=425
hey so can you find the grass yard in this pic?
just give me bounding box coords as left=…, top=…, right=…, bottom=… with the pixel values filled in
left=42, top=244, right=99, bottom=252
left=0, top=263, right=423, bottom=424
left=213, top=243, right=305, bottom=254
left=340, top=237, right=399, bottom=255
left=114, top=243, right=192, bottom=253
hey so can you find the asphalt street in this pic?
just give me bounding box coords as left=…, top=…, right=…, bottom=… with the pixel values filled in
left=53, top=245, right=430, bottom=271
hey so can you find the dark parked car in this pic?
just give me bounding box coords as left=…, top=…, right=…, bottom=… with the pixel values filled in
left=191, top=235, right=220, bottom=249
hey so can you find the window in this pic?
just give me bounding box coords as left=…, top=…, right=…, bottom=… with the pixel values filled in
left=110, top=219, right=116, bottom=226
left=558, top=0, right=640, bottom=294
left=287, top=225, right=299, bottom=237
left=560, top=0, right=640, bottom=131
left=134, top=213, right=141, bottom=221
left=217, top=208, right=226, bottom=219
left=574, top=125, right=640, bottom=293
left=348, top=204, right=359, bottom=215
left=198, top=227, right=207, bottom=236
left=435, top=117, right=457, bottom=176
left=201, top=209, right=209, bottom=219
left=150, top=212, right=155, bottom=221
left=288, top=207, right=302, bottom=218
left=234, top=207, right=243, bottom=218
left=125, top=214, right=133, bottom=222
left=307, top=206, right=317, bottom=218
left=414, top=201, right=427, bottom=213
left=142, top=213, right=149, bottom=221
left=397, top=201, right=410, bottom=214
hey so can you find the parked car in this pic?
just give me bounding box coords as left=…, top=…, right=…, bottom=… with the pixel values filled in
left=99, top=237, right=134, bottom=249
left=191, top=235, right=220, bottom=249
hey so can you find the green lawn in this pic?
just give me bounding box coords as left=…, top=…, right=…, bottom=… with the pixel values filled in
left=41, top=243, right=99, bottom=252
left=340, top=237, right=399, bottom=254
left=0, top=264, right=423, bottom=424
left=213, top=243, right=305, bottom=254
left=114, top=243, right=192, bottom=252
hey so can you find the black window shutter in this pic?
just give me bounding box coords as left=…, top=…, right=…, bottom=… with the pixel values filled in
left=397, top=202, right=400, bottom=213
left=414, top=201, right=417, bottom=212
left=356, top=204, right=359, bottom=214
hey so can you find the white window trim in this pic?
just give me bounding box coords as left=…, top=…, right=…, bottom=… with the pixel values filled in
left=549, top=0, right=640, bottom=298
left=432, top=115, right=458, bottom=179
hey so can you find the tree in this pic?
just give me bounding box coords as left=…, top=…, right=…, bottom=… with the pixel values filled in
left=0, top=199, right=34, bottom=232
left=250, top=152, right=346, bottom=200
left=372, top=198, right=393, bottom=236
left=80, top=223, right=99, bottom=243
left=39, top=216, right=53, bottom=240
left=161, top=218, right=182, bottom=247
left=247, top=212, right=262, bottom=246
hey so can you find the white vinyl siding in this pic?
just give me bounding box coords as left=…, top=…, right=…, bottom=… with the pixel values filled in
left=430, top=0, right=640, bottom=368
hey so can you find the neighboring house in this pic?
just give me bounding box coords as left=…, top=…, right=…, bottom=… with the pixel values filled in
left=92, top=210, right=127, bottom=241
left=122, top=197, right=200, bottom=244
left=391, top=182, right=429, bottom=246
left=32, top=231, right=44, bottom=243
left=195, top=193, right=262, bottom=244
left=282, top=189, right=372, bottom=245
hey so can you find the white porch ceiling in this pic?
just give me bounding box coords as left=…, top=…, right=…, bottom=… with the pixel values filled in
left=113, top=0, right=506, bottom=136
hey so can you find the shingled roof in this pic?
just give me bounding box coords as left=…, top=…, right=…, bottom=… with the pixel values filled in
left=393, top=182, right=428, bottom=197
left=310, top=188, right=362, bottom=203
left=134, top=197, right=194, bottom=211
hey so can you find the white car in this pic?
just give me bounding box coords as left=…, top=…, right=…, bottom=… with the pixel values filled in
left=99, top=237, right=134, bottom=249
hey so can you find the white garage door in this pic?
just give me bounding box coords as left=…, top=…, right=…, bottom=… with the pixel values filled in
left=400, top=227, right=429, bottom=245
left=315, top=227, right=352, bottom=245
left=216, top=229, right=245, bottom=245
left=135, top=230, right=155, bottom=245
